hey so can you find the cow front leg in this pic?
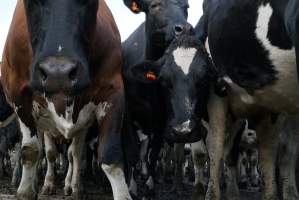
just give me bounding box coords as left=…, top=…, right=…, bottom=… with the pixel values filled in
left=278, top=141, right=299, bottom=200
left=238, top=152, right=249, bottom=188
left=250, top=150, right=260, bottom=187
left=67, top=132, right=87, bottom=199
left=16, top=119, right=42, bottom=200
left=64, top=144, right=73, bottom=196
left=41, top=132, right=57, bottom=195
left=173, top=143, right=185, bottom=195
left=11, top=143, right=22, bottom=187
left=191, top=140, right=208, bottom=200
left=256, top=115, right=279, bottom=200
left=97, top=92, right=132, bottom=200
left=206, top=91, right=227, bottom=200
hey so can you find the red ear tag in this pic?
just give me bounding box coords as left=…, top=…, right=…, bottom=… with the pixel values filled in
left=145, top=71, right=157, bottom=81
left=131, top=1, right=140, bottom=13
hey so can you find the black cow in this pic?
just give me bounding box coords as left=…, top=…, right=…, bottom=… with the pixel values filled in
left=0, top=84, right=20, bottom=179
left=194, top=0, right=299, bottom=199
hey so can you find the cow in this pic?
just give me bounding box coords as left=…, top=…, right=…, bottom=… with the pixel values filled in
left=127, top=34, right=215, bottom=198
left=0, top=83, right=20, bottom=179
left=1, top=1, right=130, bottom=200
left=194, top=0, right=299, bottom=199
left=237, top=120, right=260, bottom=189
left=121, top=0, right=193, bottom=197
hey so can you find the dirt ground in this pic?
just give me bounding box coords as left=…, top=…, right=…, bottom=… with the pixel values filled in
left=0, top=176, right=261, bottom=200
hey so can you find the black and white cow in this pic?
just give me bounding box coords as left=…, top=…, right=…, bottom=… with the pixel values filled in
left=127, top=34, right=215, bottom=197
left=237, top=120, right=260, bottom=189
left=194, top=0, right=299, bottom=199
left=121, top=0, right=194, bottom=197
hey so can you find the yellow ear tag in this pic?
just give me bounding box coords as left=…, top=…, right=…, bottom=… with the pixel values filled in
left=131, top=1, right=140, bottom=13
left=145, top=71, right=157, bottom=81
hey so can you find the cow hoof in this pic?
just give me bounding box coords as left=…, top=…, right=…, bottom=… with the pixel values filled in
left=72, top=190, right=83, bottom=200
left=41, top=184, right=56, bottom=195
left=64, top=186, right=72, bottom=196
left=16, top=191, right=37, bottom=200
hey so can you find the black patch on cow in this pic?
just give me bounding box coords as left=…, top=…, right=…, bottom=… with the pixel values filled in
left=268, top=1, right=293, bottom=49
left=206, top=0, right=279, bottom=90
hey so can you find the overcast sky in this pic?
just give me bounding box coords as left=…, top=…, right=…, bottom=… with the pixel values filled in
left=0, top=0, right=203, bottom=58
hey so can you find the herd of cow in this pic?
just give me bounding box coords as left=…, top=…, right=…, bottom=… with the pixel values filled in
left=0, top=0, right=299, bottom=200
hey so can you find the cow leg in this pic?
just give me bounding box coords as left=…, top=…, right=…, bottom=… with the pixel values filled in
left=147, top=133, right=163, bottom=196
left=41, top=132, right=57, bottom=195
left=98, top=93, right=132, bottom=200
left=206, top=91, right=227, bottom=200
left=172, top=143, right=185, bottom=195
left=64, top=145, right=73, bottom=196
left=0, top=135, right=7, bottom=177
left=278, top=143, right=299, bottom=200
left=16, top=119, right=42, bottom=200
left=11, top=143, right=22, bottom=187
left=69, top=132, right=87, bottom=199
left=256, top=115, right=279, bottom=200
left=191, top=140, right=208, bottom=200
left=250, top=150, right=260, bottom=187
left=238, top=152, right=249, bottom=189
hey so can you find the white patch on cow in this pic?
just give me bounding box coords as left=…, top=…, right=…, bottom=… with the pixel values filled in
left=146, top=176, right=154, bottom=190
left=102, top=164, right=132, bottom=200
left=46, top=100, right=96, bottom=139
left=17, top=118, right=40, bottom=197
left=137, top=129, right=148, bottom=141
left=254, top=3, right=299, bottom=112
left=58, top=45, right=63, bottom=52
left=129, top=168, right=137, bottom=196
left=173, top=47, right=197, bottom=75
left=95, top=102, right=112, bottom=121
left=46, top=100, right=75, bottom=137
left=174, top=120, right=191, bottom=134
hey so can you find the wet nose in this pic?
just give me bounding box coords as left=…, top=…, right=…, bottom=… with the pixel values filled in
left=173, top=120, right=193, bottom=135
left=173, top=23, right=193, bottom=36
left=37, top=57, right=79, bottom=92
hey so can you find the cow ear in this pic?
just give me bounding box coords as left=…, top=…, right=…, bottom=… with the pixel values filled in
left=128, top=61, right=162, bottom=84
left=123, top=0, right=145, bottom=13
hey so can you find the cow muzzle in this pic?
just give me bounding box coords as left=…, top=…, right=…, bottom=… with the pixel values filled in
left=33, top=57, right=89, bottom=95
left=172, top=120, right=193, bottom=136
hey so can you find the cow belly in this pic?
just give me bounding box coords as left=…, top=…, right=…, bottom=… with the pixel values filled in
left=254, top=49, right=299, bottom=113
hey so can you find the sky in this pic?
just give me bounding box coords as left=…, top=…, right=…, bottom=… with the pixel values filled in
left=0, top=0, right=203, bottom=58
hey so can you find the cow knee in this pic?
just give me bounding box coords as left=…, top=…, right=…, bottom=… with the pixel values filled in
left=46, top=150, right=57, bottom=163
left=21, top=145, right=40, bottom=165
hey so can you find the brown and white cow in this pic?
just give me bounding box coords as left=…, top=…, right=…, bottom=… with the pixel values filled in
left=1, top=0, right=131, bottom=200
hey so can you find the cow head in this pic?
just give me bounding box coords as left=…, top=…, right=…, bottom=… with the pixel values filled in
left=25, top=0, right=98, bottom=98
left=285, top=0, right=299, bottom=78
left=127, top=35, right=216, bottom=142
left=123, top=0, right=192, bottom=52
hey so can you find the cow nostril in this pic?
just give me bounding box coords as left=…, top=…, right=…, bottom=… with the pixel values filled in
left=69, top=66, right=78, bottom=81
left=174, top=25, right=184, bottom=36
left=39, top=67, right=47, bottom=81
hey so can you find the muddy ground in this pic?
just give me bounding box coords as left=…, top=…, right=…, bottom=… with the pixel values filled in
left=0, top=175, right=261, bottom=200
